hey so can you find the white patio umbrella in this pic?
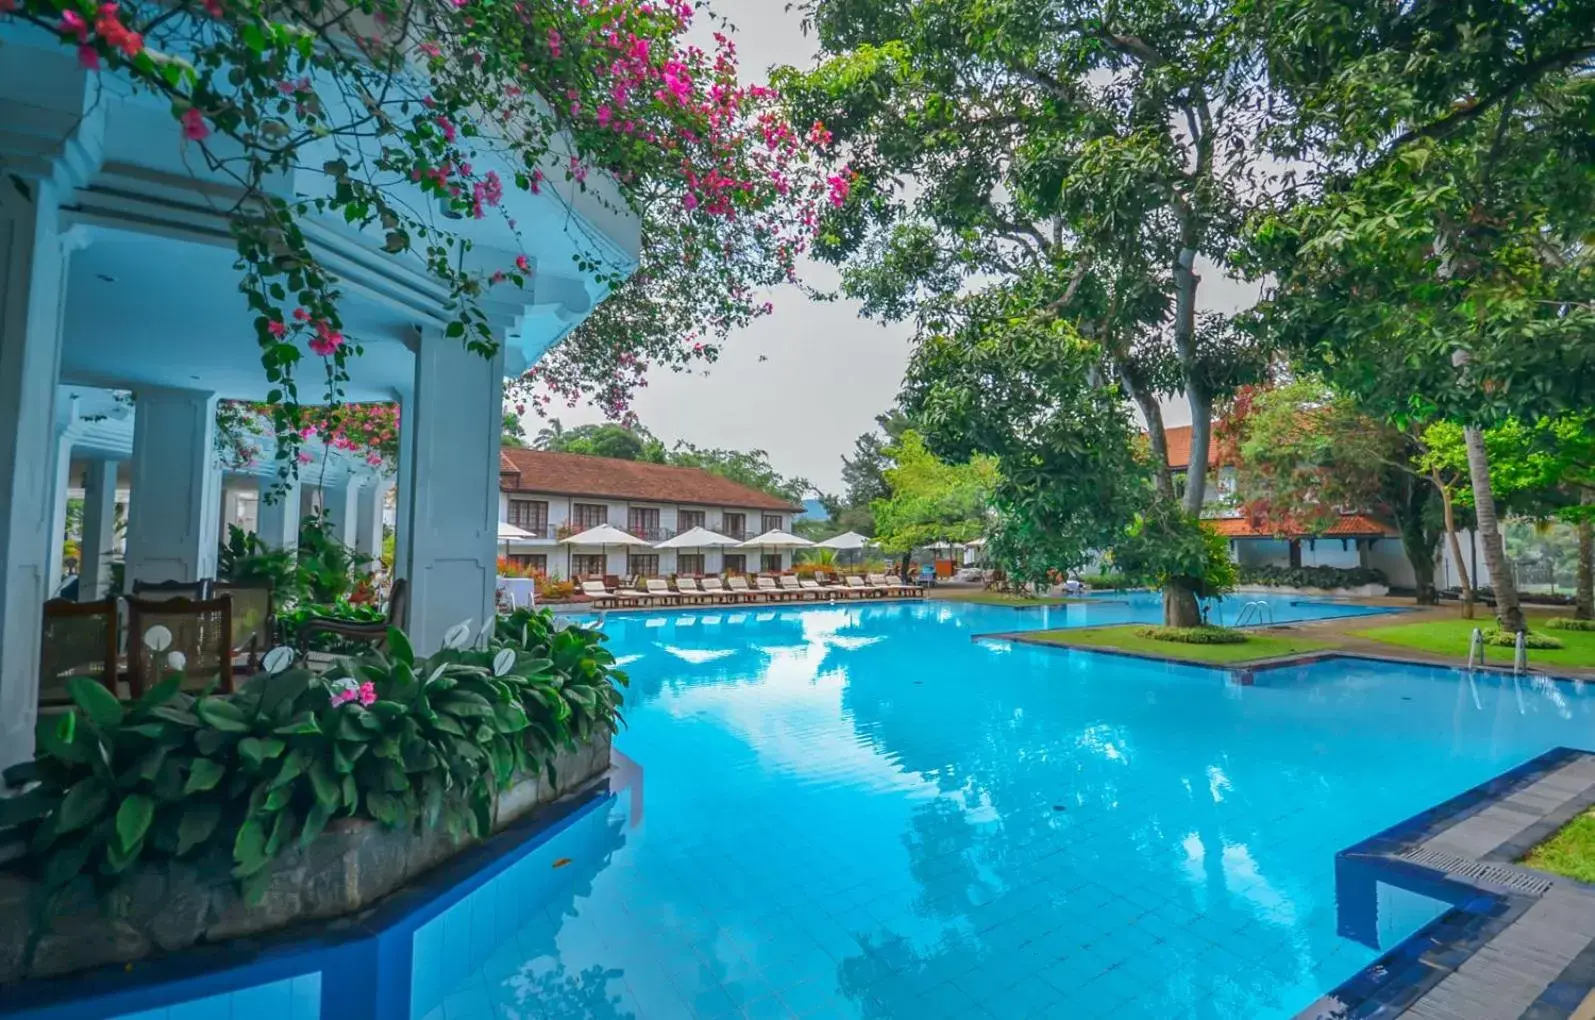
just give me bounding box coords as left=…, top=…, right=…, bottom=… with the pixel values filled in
left=497, top=521, right=536, bottom=560
left=654, top=525, right=741, bottom=575
left=738, top=529, right=814, bottom=573
left=560, top=523, right=653, bottom=578
left=816, top=531, right=871, bottom=551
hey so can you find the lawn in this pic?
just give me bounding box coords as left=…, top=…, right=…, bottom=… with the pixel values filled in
left=1523, top=808, right=1595, bottom=884
left=1025, top=626, right=1333, bottom=664
left=1351, top=615, right=1595, bottom=670
left=931, top=589, right=1090, bottom=607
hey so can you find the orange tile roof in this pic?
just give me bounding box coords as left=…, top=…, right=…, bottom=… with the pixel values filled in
left=498, top=448, right=802, bottom=512
left=1207, top=513, right=1399, bottom=539
left=1161, top=424, right=1223, bottom=471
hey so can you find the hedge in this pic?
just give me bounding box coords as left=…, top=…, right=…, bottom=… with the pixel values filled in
left=1235, top=565, right=1388, bottom=589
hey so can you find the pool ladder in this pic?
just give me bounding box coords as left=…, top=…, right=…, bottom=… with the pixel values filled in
left=1466, top=627, right=1529, bottom=674
left=1233, top=600, right=1274, bottom=628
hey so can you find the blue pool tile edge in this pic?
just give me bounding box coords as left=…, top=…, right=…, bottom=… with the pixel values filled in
left=1300, top=746, right=1595, bottom=1020
left=0, top=772, right=620, bottom=1020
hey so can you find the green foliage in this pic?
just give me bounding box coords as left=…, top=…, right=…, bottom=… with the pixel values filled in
left=277, top=601, right=387, bottom=654
left=1134, top=626, right=1248, bottom=646
left=296, top=512, right=367, bottom=604
left=1236, top=565, right=1388, bottom=590
left=1483, top=629, right=1564, bottom=650
left=1547, top=618, right=1595, bottom=633
left=0, top=610, right=625, bottom=906
left=1113, top=508, right=1237, bottom=601
left=868, top=431, right=996, bottom=555
left=665, top=442, right=811, bottom=505
left=218, top=525, right=301, bottom=601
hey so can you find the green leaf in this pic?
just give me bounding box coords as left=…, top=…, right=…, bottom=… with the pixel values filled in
left=238, top=737, right=286, bottom=767
left=388, top=627, right=414, bottom=666
left=0, top=787, right=49, bottom=826
left=135, top=675, right=184, bottom=712
left=56, top=779, right=108, bottom=833
left=176, top=803, right=221, bottom=854
left=115, top=794, right=155, bottom=851
left=308, top=759, right=340, bottom=807
left=196, top=697, right=250, bottom=732
left=233, top=817, right=267, bottom=873
left=35, top=712, right=88, bottom=765
left=68, top=677, right=123, bottom=729
left=184, top=758, right=226, bottom=794
left=299, top=801, right=333, bottom=848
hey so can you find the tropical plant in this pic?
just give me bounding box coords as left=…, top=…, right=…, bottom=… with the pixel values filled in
left=218, top=524, right=301, bottom=600
left=1135, top=626, right=1246, bottom=646
left=295, top=511, right=367, bottom=604
left=1235, top=565, right=1388, bottom=590
left=0, top=612, right=626, bottom=907
left=1111, top=507, right=1237, bottom=604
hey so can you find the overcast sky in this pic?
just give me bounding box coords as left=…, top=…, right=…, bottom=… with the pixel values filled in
left=538, top=1, right=1262, bottom=495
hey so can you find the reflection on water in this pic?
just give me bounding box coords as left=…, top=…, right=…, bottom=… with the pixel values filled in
left=427, top=602, right=1591, bottom=1019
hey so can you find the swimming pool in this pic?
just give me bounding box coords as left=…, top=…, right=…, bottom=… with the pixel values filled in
left=405, top=601, right=1595, bottom=1019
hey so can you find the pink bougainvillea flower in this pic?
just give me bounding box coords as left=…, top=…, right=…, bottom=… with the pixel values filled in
left=95, top=4, right=142, bottom=57
left=435, top=116, right=456, bottom=142
left=266, top=320, right=287, bottom=338
left=308, top=321, right=344, bottom=356
left=77, top=44, right=100, bottom=70
left=297, top=450, right=314, bottom=464
left=515, top=254, right=530, bottom=273
left=826, top=171, right=851, bottom=207
left=59, top=9, right=88, bottom=40
left=682, top=192, right=699, bottom=211
left=292, top=307, right=310, bottom=321
left=180, top=108, right=210, bottom=141
left=202, top=0, right=222, bottom=16
left=366, top=453, right=383, bottom=467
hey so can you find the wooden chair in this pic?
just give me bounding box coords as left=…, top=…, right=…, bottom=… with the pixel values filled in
left=124, top=596, right=234, bottom=698
left=213, top=581, right=276, bottom=673
left=295, top=578, right=407, bottom=657
left=40, top=598, right=120, bottom=706
left=132, top=578, right=211, bottom=601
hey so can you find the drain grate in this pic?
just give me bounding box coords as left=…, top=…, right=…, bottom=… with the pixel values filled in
left=1399, top=846, right=1554, bottom=896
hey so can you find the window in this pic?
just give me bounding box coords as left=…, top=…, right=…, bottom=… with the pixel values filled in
left=507, top=499, right=548, bottom=535
left=678, top=509, right=706, bottom=531
left=628, top=553, right=660, bottom=577
left=508, top=553, right=547, bottom=574
left=572, top=503, right=608, bottom=529
left=762, top=554, right=783, bottom=573
left=761, top=514, right=783, bottom=534
left=722, top=513, right=746, bottom=539
left=571, top=554, right=607, bottom=577
left=627, top=507, right=661, bottom=539
left=676, top=553, right=705, bottom=575
left=722, top=553, right=746, bottom=574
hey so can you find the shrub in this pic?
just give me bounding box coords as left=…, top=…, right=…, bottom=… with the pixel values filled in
left=1134, top=625, right=1248, bottom=645
left=0, top=610, right=626, bottom=906
left=1483, top=629, right=1565, bottom=650
left=1546, top=617, right=1595, bottom=632
left=536, top=576, right=576, bottom=601
left=1076, top=573, right=1127, bottom=589
left=1236, top=565, right=1388, bottom=589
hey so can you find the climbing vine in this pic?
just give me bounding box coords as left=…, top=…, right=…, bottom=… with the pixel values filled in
left=3, top=0, right=832, bottom=479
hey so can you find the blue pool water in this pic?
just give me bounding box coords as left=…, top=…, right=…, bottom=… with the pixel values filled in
left=405, top=601, right=1595, bottom=1019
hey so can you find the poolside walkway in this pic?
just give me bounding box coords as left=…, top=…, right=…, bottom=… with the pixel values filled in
left=1300, top=748, right=1595, bottom=1020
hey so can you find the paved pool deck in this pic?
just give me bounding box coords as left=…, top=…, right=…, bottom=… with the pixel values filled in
left=1299, top=747, right=1595, bottom=1020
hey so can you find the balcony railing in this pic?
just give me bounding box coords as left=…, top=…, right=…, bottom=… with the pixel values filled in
left=720, top=528, right=748, bottom=541
left=621, top=525, right=672, bottom=542
left=556, top=523, right=605, bottom=540
left=506, top=522, right=553, bottom=539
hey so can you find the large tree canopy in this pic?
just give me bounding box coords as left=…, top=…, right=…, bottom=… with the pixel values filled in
left=869, top=430, right=997, bottom=556
left=779, top=0, right=1274, bottom=620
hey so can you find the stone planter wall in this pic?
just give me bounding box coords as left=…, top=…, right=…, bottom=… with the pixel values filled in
left=0, top=730, right=610, bottom=984
left=1234, top=583, right=1390, bottom=599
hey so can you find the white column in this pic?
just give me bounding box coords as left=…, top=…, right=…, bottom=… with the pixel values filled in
left=394, top=389, right=415, bottom=582
left=299, top=484, right=321, bottom=521
left=400, top=331, right=502, bottom=652
left=255, top=475, right=301, bottom=551
left=46, top=433, right=72, bottom=592
left=355, top=478, right=390, bottom=566
left=0, top=182, right=72, bottom=770
left=125, top=387, right=222, bottom=587
left=327, top=482, right=359, bottom=548
left=79, top=458, right=119, bottom=600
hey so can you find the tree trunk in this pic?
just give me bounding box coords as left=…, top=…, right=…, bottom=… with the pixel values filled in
left=1436, top=478, right=1474, bottom=619
left=1463, top=425, right=1525, bottom=633
left=1164, top=583, right=1202, bottom=627
left=1121, top=368, right=1176, bottom=503
left=1392, top=474, right=1439, bottom=604
left=1182, top=388, right=1214, bottom=517
left=1577, top=491, right=1593, bottom=621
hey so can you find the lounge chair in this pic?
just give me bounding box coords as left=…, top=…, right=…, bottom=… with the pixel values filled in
left=865, top=573, right=900, bottom=594
left=844, top=576, right=878, bottom=597
left=817, top=572, right=859, bottom=597
left=644, top=578, right=679, bottom=606
left=884, top=574, right=924, bottom=597
left=755, top=575, right=791, bottom=601
left=700, top=576, right=735, bottom=604
left=615, top=577, right=652, bottom=605
left=777, top=575, right=812, bottom=600
left=725, top=575, right=767, bottom=603
left=672, top=577, right=711, bottom=604
left=579, top=579, right=621, bottom=608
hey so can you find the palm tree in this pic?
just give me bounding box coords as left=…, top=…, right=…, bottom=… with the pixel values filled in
left=533, top=418, right=566, bottom=451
